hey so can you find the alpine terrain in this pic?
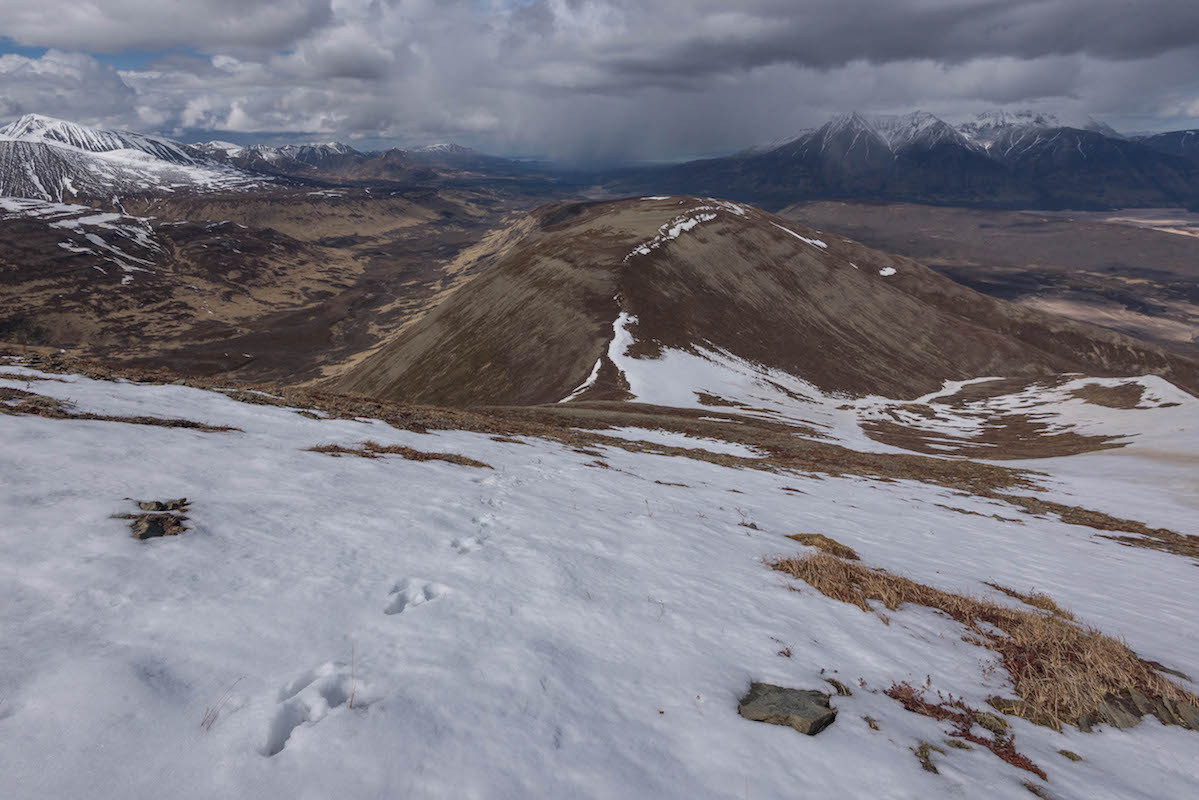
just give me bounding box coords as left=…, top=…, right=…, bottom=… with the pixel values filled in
left=3, top=45, right=1199, bottom=800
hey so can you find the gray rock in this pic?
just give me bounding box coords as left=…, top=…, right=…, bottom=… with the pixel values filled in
left=738, top=682, right=837, bottom=735
left=1174, top=701, right=1199, bottom=730
left=130, top=513, right=187, bottom=539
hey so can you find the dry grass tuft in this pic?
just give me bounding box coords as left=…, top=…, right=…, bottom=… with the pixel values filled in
left=769, top=552, right=1199, bottom=731
left=995, top=493, right=1199, bottom=562
left=985, top=583, right=1076, bottom=620
left=888, top=683, right=1046, bottom=779
left=308, top=441, right=491, bottom=469
left=786, top=533, right=859, bottom=560
left=0, top=371, right=62, bottom=382
left=912, top=741, right=946, bottom=774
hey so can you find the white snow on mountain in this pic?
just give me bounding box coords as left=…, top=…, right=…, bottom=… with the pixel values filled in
left=0, top=114, right=265, bottom=201
left=194, top=141, right=245, bottom=157
left=1, top=113, right=204, bottom=165
left=956, top=110, right=1123, bottom=147
left=0, top=354, right=1196, bottom=800
left=869, top=111, right=977, bottom=151
left=756, top=110, right=1123, bottom=160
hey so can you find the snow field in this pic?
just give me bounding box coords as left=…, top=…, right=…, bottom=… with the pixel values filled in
left=0, top=367, right=1196, bottom=798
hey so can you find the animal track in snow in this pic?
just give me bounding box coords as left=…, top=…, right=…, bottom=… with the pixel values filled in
left=451, top=535, right=485, bottom=554
left=385, top=579, right=449, bottom=615
left=262, top=661, right=366, bottom=757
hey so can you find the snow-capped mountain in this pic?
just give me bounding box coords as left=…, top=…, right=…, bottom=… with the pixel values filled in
left=0, top=114, right=265, bottom=202
left=872, top=111, right=980, bottom=151
left=1136, top=129, right=1199, bottom=163
left=193, top=140, right=245, bottom=158
left=1, top=114, right=207, bottom=165
left=410, top=143, right=474, bottom=156
left=618, top=109, right=1199, bottom=209
left=195, top=140, right=366, bottom=174
left=956, top=110, right=1123, bottom=147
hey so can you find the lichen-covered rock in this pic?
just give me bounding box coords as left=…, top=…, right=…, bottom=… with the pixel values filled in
left=737, top=682, right=837, bottom=735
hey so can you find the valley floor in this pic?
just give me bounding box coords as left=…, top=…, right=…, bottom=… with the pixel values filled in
left=1, top=357, right=1197, bottom=799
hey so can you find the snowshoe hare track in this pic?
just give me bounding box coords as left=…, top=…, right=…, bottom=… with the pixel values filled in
left=261, top=661, right=365, bottom=757
left=384, top=579, right=449, bottom=615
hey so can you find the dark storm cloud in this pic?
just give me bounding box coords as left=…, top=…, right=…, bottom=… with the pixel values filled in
left=594, top=0, right=1199, bottom=81
left=0, top=0, right=333, bottom=52
left=1, top=0, right=1197, bottom=161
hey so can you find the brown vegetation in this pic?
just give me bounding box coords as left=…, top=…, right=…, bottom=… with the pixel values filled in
left=308, top=441, right=491, bottom=469
left=786, top=533, right=860, bottom=560
left=1069, top=382, right=1146, bottom=409
left=863, top=412, right=1128, bottom=460
left=994, top=493, right=1199, bottom=561
left=887, top=683, right=1046, bottom=780
left=984, top=583, right=1076, bottom=620
left=768, top=552, right=1199, bottom=731
left=0, top=385, right=238, bottom=432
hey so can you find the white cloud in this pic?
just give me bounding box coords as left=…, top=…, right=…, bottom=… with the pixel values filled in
left=0, top=50, right=135, bottom=125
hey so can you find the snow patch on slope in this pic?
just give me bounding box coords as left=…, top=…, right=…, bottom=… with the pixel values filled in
left=770, top=221, right=828, bottom=250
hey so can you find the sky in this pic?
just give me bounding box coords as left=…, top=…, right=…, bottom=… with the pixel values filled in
left=0, top=0, right=1197, bottom=163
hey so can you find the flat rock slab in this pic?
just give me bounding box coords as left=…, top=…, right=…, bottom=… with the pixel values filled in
left=738, top=682, right=837, bottom=735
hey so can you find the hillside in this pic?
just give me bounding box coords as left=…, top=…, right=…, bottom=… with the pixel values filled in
left=0, top=187, right=518, bottom=380
left=336, top=196, right=1199, bottom=405
left=782, top=201, right=1199, bottom=360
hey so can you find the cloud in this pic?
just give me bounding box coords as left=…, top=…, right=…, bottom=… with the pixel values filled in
left=0, top=50, right=135, bottom=124
left=3, top=0, right=1199, bottom=161
left=0, top=0, right=332, bottom=52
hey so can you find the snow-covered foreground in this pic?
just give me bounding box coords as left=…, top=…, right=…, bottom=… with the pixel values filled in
left=1, top=366, right=1197, bottom=799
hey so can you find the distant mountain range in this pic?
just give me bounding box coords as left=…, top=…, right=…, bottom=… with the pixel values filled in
left=608, top=111, right=1199, bottom=210
left=3, top=111, right=1199, bottom=209
left=0, top=114, right=533, bottom=203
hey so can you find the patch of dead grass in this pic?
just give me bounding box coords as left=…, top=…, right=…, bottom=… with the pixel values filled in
left=0, top=386, right=239, bottom=432
left=985, top=583, right=1076, bottom=620
left=786, top=533, right=859, bottom=560
left=768, top=552, right=1199, bottom=731
left=695, top=391, right=739, bottom=407
left=888, top=684, right=1045, bottom=780
left=994, top=493, right=1199, bottom=562
left=1069, top=382, right=1145, bottom=409
left=308, top=441, right=491, bottom=468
